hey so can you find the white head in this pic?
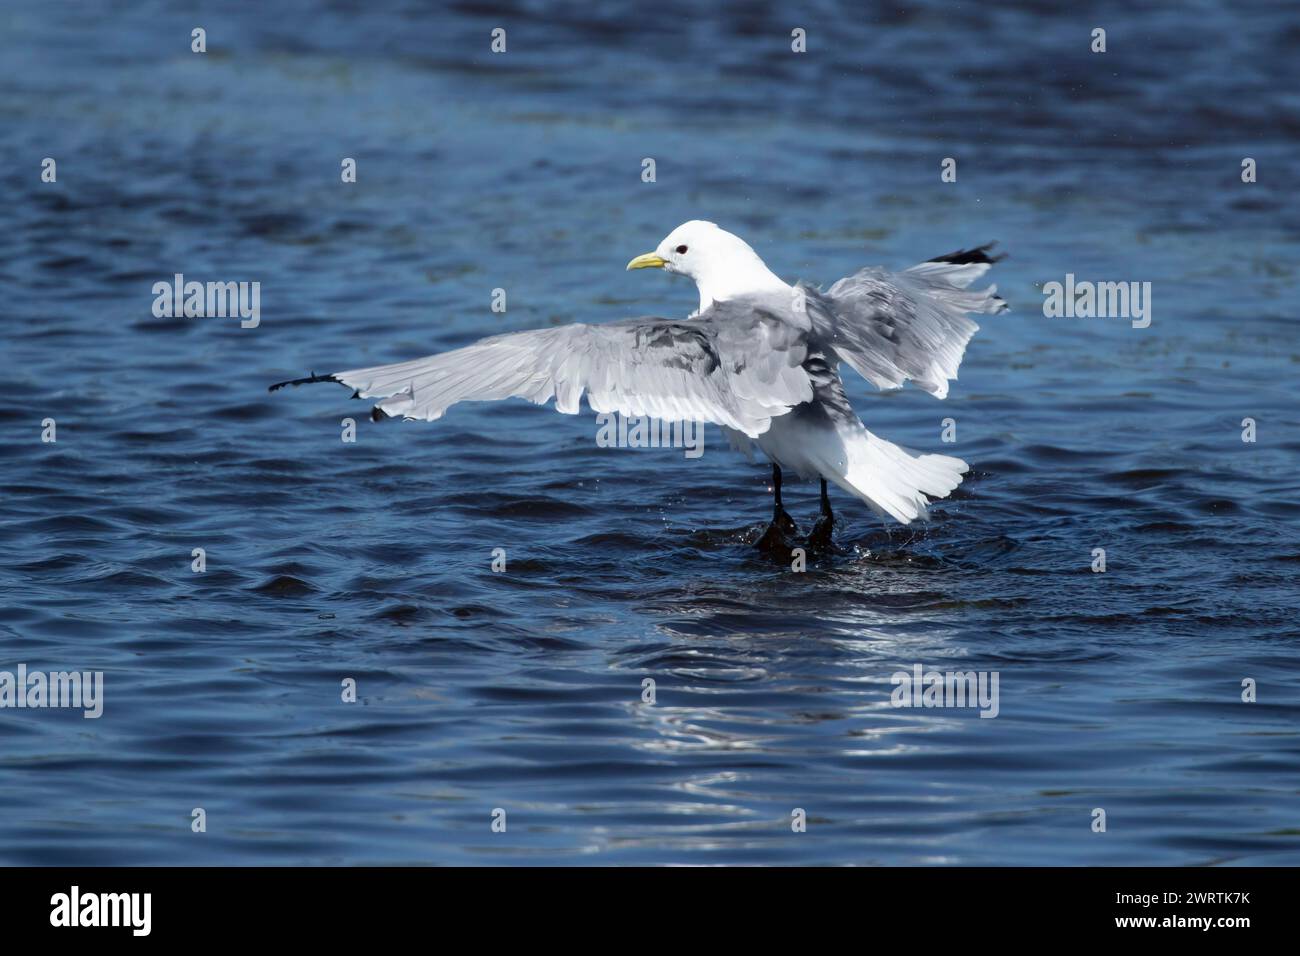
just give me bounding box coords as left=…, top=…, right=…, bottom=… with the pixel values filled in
left=626, top=220, right=789, bottom=313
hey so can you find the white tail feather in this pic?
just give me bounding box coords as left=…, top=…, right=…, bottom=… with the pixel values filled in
left=829, top=428, right=967, bottom=524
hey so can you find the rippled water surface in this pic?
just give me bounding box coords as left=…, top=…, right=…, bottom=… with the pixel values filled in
left=2, top=1, right=1299, bottom=865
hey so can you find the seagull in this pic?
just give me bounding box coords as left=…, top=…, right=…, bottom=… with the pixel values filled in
left=270, top=221, right=1007, bottom=554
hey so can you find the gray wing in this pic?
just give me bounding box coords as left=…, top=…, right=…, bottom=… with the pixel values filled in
left=331, top=301, right=814, bottom=438
left=810, top=251, right=1007, bottom=400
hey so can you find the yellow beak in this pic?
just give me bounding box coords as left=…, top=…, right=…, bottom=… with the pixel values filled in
left=625, top=252, right=667, bottom=271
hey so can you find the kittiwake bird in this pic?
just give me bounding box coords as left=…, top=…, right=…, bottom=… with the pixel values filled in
left=270, top=220, right=1007, bottom=554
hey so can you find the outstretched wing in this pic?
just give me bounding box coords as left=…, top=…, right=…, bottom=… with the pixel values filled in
left=811, top=243, right=1008, bottom=399
left=284, top=301, right=813, bottom=438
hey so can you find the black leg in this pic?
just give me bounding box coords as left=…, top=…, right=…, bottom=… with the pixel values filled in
left=772, top=464, right=796, bottom=533
left=755, top=462, right=797, bottom=555
left=808, top=477, right=835, bottom=552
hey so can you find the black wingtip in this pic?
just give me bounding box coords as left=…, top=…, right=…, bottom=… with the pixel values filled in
left=268, top=371, right=346, bottom=393
left=928, top=242, right=1007, bottom=266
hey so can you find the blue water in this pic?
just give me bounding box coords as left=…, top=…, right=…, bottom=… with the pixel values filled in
left=2, top=0, right=1299, bottom=865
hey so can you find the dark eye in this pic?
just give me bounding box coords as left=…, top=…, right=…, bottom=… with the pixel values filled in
left=675, top=245, right=688, bottom=254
